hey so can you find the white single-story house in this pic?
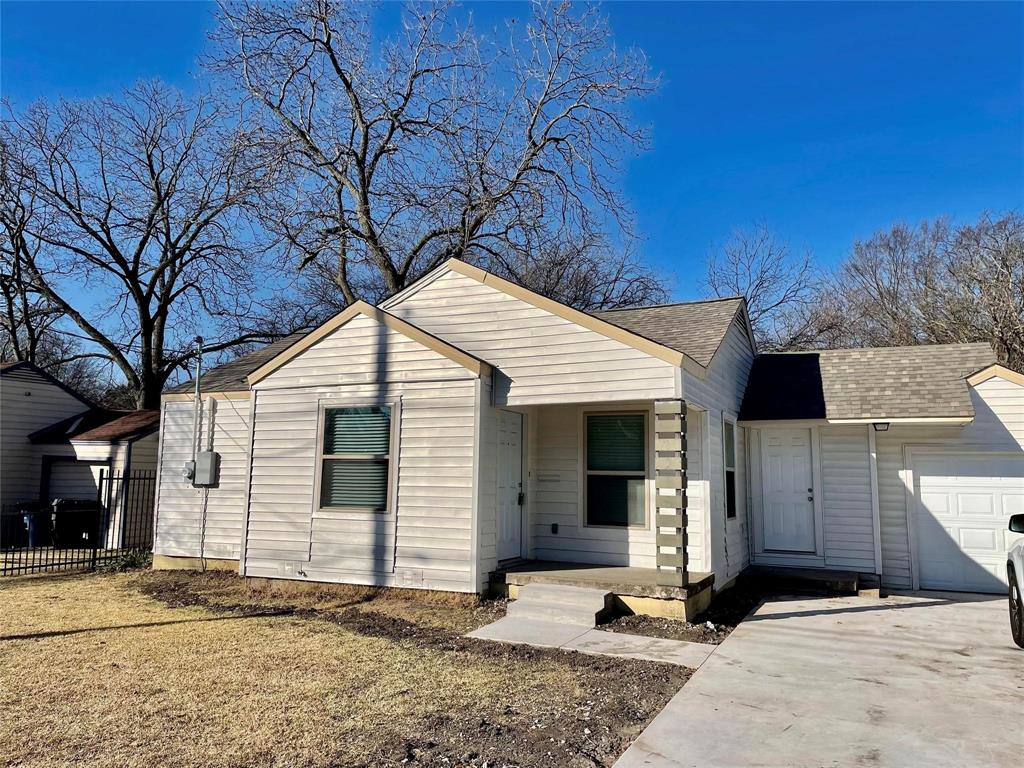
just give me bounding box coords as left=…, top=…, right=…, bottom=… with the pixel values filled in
left=1, top=360, right=160, bottom=548
left=152, top=260, right=1024, bottom=612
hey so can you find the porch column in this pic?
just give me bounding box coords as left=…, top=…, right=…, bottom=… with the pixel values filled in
left=654, top=399, right=688, bottom=587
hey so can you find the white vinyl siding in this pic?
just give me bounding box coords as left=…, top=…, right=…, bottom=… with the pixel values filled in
left=0, top=367, right=90, bottom=507
left=818, top=426, right=877, bottom=572
left=384, top=268, right=678, bottom=405
left=685, top=407, right=707, bottom=573
left=154, top=396, right=251, bottom=559
left=129, top=432, right=159, bottom=472
left=246, top=313, right=480, bottom=592
left=682, top=317, right=755, bottom=583
left=528, top=403, right=657, bottom=567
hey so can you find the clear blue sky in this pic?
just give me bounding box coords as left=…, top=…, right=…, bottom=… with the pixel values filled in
left=2, top=1, right=1022, bottom=299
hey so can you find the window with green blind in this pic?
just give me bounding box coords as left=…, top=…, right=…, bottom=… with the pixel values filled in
left=584, top=412, right=647, bottom=527
left=319, top=406, right=392, bottom=511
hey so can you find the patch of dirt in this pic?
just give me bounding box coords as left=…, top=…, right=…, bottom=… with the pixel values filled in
left=122, top=570, right=689, bottom=767
left=601, top=584, right=767, bottom=644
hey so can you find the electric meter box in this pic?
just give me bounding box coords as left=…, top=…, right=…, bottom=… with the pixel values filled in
left=193, top=451, right=220, bottom=487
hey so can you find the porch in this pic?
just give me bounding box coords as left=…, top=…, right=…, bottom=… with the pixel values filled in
left=489, top=560, right=715, bottom=621
left=492, top=398, right=702, bottom=600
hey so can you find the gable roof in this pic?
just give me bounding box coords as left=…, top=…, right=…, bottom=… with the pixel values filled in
left=30, top=408, right=160, bottom=444
left=966, top=363, right=1024, bottom=388
left=247, top=300, right=490, bottom=385
left=739, top=342, right=997, bottom=423
left=592, top=297, right=749, bottom=368
left=398, top=259, right=709, bottom=375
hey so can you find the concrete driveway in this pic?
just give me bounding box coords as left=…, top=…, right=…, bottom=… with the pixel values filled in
left=616, top=592, right=1023, bottom=768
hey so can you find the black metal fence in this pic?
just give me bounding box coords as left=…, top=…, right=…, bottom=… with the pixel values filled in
left=0, top=470, right=156, bottom=577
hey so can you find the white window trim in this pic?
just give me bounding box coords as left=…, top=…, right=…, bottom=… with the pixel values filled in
left=723, top=414, right=738, bottom=521
left=580, top=408, right=651, bottom=530
left=311, top=397, right=401, bottom=519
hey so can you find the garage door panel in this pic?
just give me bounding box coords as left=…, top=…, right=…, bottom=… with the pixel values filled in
left=956, top=493, right=996, bottom=516
left=914, top=452, right=1024, bottom=594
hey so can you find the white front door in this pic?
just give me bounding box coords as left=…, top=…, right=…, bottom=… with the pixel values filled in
left=761, top=428, right=816, bottom=552
left=497, top=410, right=524, bottom=562
left=915, top=453, right=1024, bottom=594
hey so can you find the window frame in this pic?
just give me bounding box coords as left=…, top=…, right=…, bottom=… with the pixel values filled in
left=581, top=409, right=650, bottom=530
left=312, top=398, right=401, bottom=517
left=723, top=415, right=738, bottom=520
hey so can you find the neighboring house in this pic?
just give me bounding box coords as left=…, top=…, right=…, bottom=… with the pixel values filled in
left=1, top=361, right=160, bottom=513
left=152, top=259, right=1024, bottom=608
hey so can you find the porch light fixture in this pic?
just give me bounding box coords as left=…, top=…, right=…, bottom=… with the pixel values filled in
left=872, top=422, right=890, bottom=432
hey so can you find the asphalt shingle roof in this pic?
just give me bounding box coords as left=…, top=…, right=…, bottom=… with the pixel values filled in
left=30, top=408, right=160, bottom=444
left=740, top=342, right=997, bottom=421
left=166, top=332, right=309, bottom=394
left=592, top=297, right=746, bottom=367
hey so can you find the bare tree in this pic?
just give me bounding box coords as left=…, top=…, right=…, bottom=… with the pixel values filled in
left=838, top=213, right=1023, bottom=370
left=1, top=82, right=279, bottom=408
left=211, top=0, right=663, bottom=307
left=704, top=224, right=832, bottom=350
left=951, top=212, right=1024, bottom=371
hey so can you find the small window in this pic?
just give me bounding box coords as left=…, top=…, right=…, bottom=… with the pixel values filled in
left=724, top=418, right=737, bottom=519
left=319, top=406, right=392, bottom=511
left=584, top=412, right=647, bottom=527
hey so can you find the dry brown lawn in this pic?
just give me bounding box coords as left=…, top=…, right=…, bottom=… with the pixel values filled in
left=0, top=570, right=687, bottom=768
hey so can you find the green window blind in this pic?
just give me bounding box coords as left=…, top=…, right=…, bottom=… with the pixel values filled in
left=585, top=413, right=647, bottom=527
left=323, top=407, right=391, bottom=455
left=320, top=460, right=389, bottom=511
left=320, top=406, right=391, bottom=511
left=586, top=414, right=645, bottom=472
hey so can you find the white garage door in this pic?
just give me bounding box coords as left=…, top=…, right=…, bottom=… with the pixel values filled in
left=915, top=453, right=1024, bottom=594
left=47, top=461, right=104, bottom=501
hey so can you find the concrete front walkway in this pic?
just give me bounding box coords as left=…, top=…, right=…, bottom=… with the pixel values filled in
left=615, top=592, right=1023, bottom=768
left=467, top=616, right=717, bottom=668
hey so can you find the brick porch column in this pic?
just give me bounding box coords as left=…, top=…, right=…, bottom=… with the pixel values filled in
left=654, top=399, right=688, bottom=587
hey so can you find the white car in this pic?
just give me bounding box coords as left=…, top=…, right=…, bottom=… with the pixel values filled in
left=1010, top=514, right=1024, bottom=649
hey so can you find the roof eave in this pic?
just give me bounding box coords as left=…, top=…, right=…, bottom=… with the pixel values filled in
left=825, top=416, right=974, bottom=425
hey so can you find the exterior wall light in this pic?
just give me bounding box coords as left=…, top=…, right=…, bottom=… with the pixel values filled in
left=873, top=422, right=890, bottom=432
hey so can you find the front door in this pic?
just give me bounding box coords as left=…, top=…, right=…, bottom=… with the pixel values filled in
left=497, top=410, right=524, bottom=562
left=761, top=428, right=816, bottom=552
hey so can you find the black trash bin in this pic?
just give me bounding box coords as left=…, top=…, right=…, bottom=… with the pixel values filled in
left=51, top=499, right=103, bottom=549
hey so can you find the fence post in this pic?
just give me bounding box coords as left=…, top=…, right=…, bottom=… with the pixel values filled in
left=92, top=470, right=104, bottom=572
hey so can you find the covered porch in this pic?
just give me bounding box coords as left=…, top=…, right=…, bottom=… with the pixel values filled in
left=489, top=398, right=710, bottom=618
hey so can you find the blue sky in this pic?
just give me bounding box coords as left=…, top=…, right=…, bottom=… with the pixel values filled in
left=2, top=1, right=1022, bottom=299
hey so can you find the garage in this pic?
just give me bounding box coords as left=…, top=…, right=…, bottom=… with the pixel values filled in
left=45, top=459, right=106, bottom=501
left=914, top=452, right=1024, bottom=593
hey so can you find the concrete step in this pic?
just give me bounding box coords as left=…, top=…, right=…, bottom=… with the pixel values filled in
left=507, top=583, right=613, bottom=627
left=746, top=566, right=860, bottom=596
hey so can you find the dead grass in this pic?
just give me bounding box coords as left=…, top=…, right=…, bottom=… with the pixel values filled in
left=0, top=570, right=687, bottom=768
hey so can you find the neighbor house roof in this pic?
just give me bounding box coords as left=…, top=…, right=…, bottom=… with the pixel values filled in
left=739, top=342, right=997, bottom=423
left=592, top=297, right=749, bottom=368
left=165, top=332, right=308, bottom=395
left=30, top=408, right=160, bottom=444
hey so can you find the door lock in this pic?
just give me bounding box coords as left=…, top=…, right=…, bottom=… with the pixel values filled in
left=517, top=492, right=525, bottom=506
